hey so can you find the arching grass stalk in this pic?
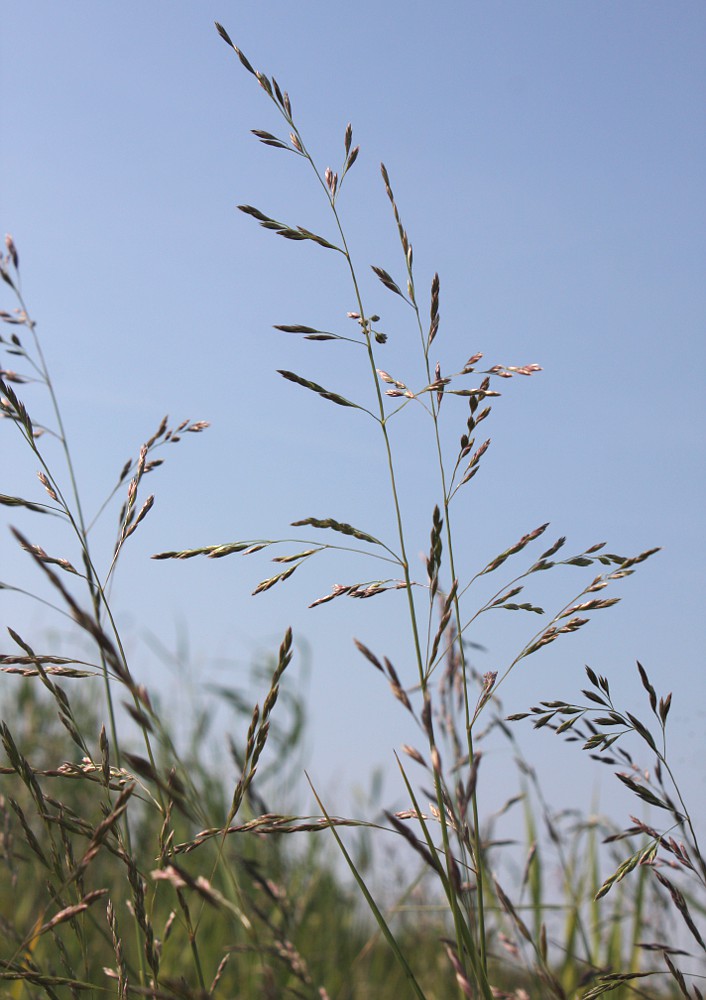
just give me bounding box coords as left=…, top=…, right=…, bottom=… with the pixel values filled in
left=1, top=240, right=211, bottom=990
left=374, top=169, right=493, bottom=970
left=151, top=25, right=662, bottom=997
left=0, top=258, right=163, bottom=784
left=1, top=262, right=121, bottom=755
left=211, top=26, right=493, bottom=992
left=1, top=245, right=156, bottom=987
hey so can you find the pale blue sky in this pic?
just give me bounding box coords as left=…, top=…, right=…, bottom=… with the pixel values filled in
left=2, top=4, right=705, bottom=833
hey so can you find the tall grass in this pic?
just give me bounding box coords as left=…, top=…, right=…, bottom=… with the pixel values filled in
left=1, top=20, right=703, bottom=1000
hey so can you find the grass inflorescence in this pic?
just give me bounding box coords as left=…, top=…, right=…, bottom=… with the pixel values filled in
left=0, top=21, right=703, bottom=1000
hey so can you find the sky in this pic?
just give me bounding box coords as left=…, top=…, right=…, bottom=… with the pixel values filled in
left=2, top=3, right=705, bottom=847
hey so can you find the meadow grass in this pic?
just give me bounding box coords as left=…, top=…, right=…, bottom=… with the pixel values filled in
left=0, top=21, right=704, bottom=999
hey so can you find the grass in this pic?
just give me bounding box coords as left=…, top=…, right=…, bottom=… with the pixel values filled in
left=1, top=20, right=704, bottom=999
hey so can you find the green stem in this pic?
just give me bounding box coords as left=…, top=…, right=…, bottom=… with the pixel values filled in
left=403, top=261, right=488, bottom=975
left=284, top=114, right=477, bottom=994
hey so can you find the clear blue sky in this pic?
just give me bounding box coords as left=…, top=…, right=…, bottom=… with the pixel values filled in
left=2, top=4, right=705, bottom=835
